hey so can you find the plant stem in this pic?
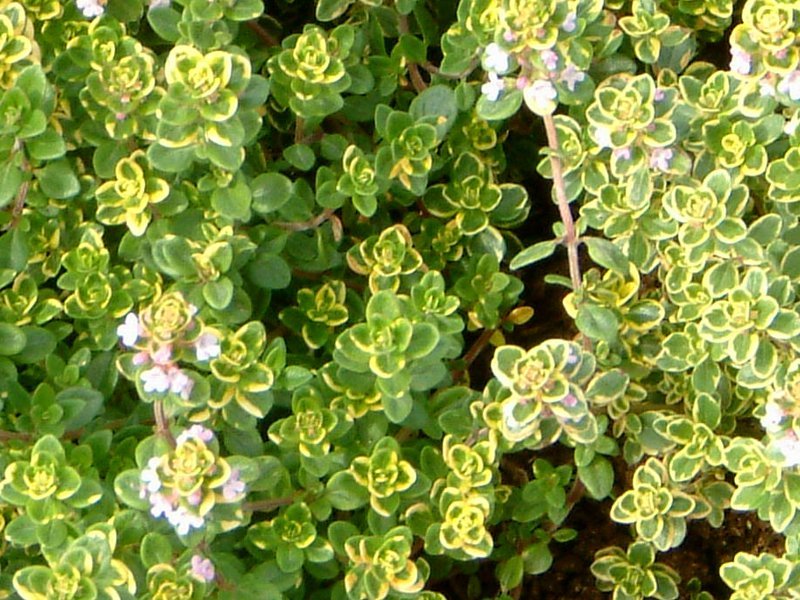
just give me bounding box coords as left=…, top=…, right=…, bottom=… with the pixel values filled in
left=273, top=208, right=336, bottom=232
left=154, top=400, right=176, bottom=448
left=398, top=15, right=427, bottom=93
left=245, top=20, right=279, bottom=47
left=542, top=114, right=582, bottom=294
left=243, top=496, right=296, bottom=512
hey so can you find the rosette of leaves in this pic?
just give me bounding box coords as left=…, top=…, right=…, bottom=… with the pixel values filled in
left=150, top=231, right=245, bottom=312
left=619, top=0, right=686, bottom=64
left=587, top=73, right=676, bottom=176
left=268, top=385, right=344, bottom=475
left=247, top=502, right=334, bottom=574
left=699, top=267, right=800, bottom=378
left=591, top=541, right=680, bottom=600
left=343, top=526, right=426, bottom=600
left=337, top=145, right=386, bottom=218
left=279, top=280, right=350, bottom=350
left=81, top=34, right=159, bottom=140
left=350, top=436, right=419, bottom=517
left=661, top=169, right=748, bottom=258
left=441, top=434, right=496, bottom=491
left=699, top=115, right=783, bottom=178
left=724, top=437, right=800, bottom=532
left=730, top=0, right=795, bottom=61
left=269, top=24, right=353, bottom=120
left=720, top=552, right=800, bottom=600
left=208, top=321, right=279, bottom=423
left=333, top=289, right=441, bottom=422
left=143, top=564, right=205, bottom=600
left=95, top=151, right=169, bottom=236
left=489, top=340, right=598, bottom=445
left=321, top=363, right=382, bottom=420
left=766, top=146, right=800, bottom=204
left=501, top=0, right=569, bottom=53
left=13, top=526, right=136, bottom=600
left=346, top=224, right=423, bottom=293
left=453, top=253, right=524, bottom=330
left=409, top=271, right=463, bottom=336
left=415, top=219, right=464, bottom=270
left=581, top=169, right=652, bottom=238
left=154, top=44, right=265, bottom=171
left=610, top=457, right=706, bottom=551
left=0, top=272, right=61, bottom=325
left=375, top=109, right=439, bottom=195
left=138, top=290, right=198, bottom=348
left=679, top=68, right=739, bottom=120
left=424, top=152, right=528, bottom=236
left=536, top=115, right=587, bottom=202
left=425, top=488, right=493, bottom=559
left=181, top=0, right=264, bottom=22
left=0, top=3, right=34, bottom=89
left=0, top=435, right=102, bottom=524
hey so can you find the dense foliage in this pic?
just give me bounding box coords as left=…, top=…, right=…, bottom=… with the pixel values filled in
left=1, top=0, right=800, bottom=598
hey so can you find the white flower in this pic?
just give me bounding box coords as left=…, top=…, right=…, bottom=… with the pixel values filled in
left=117, top=313, right=140, bottom=347
left=562, top=12, right=577, bottom=33
left=149, top=492, right=175, bottom=518
left=761, top=402, right=785, bottom=432
left=481, top=72, right=505, bottom=102
left=176, top=425, right=214, bottom=445
left=152, top=345, right=173, bottom=365
left=191, top=555, right=215, bottom=582
left=540, top=49, right=559, bottom=71
left=76, top=0, right=105, bottom=17
left=168, top=506, right=205, bottom=536
left=785, top=118, right=799, bottom=136
left=168, top=368, right=194, bottom=400
left=774, top=433, right=800, bottom=467
left=195, top=332, right=221, bottom=361
left=593, top=126, right=613, bottom=149
left=730, top=47, right=751, bottom=76
left=140, top=457, right=163, bottom=494
left=132, top=351, right=150, bottom=366
left=149, top=0, right=170, bottom=7
left=759, top=79, right=776, bottom=97
left=649, top=147, right=673, bottom=171
left=778, top=71, right=800, bottom=101
left=222, top=469, right=246, bottom=501
left=559, top=65, right=586, bottom=92
left=522, top=79, right=558, bottom=116
left=484, top=43, right=510, bottom=74
left=141, top=366, right=171, bottom=393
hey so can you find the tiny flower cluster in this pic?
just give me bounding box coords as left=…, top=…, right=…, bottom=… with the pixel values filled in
left=139, top=426, right=245, bottom=535
left=116, top=292, right=221, bottom=402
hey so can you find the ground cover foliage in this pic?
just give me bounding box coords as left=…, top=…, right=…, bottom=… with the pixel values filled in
left=1, top=0, right=800, bottom=598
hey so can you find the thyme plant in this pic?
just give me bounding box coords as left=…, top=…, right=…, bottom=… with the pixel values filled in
left=1, top=0, right=799, bottom=599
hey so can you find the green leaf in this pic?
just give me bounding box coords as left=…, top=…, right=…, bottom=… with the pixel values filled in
left=141, top=532, right=174, bottom=569
left=476, top=90, right=523, bottom=121
left=316, top=0, right=353, bottom=20
left=578, top=457, right=614, bottom=500
left=37, top=159, right=80, bottom=199
left=26, top=129, right=66, bottom=161
left=246, top=254, right=292, bottom=289
left=497, top=555, right=524, bottom=591
left=0, top=323, right=26, bottom=355
left=252, top=172, right=293, bottom=214
left=326, top=471, right=369, bottom=510
left=409, top=84, right=457, bottom=139
left=583, top=237, right=630, bottom=274
left=575, top=305, right=620, bottom=343
left=510, top=240, right=558, bottom=270
left=283, top=144, right=316, bottom=171
left=114, top=469, right=151, bottom=511
left=147, top=5, right=181, bottom=41
left=4, top=513, right=37, bottom=546
left=522, top=542, right=553, bottom=575
left=203, top=278, right=234, bottom=310
left=0, top=161, right=23, bottom=209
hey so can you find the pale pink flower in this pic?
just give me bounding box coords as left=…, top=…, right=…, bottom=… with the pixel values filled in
left=141, top=366, right=171, bottom=393
left=140, top=457, right=163, bottom=494
left=778, top=71, right=800, bottom=101
left=649, top=147, right=673, bottom=171
left=149, top=492, right=175, bottom=518
left=613, top=147, right=632, bottom=161
left=187, top=490, right=203, bottom=506
left=774, top=433, right=800, bottom=466
left=76, top=0, right=104, bottom=17
left=168, top=506, right=205, bottom=536
left=168, top=367, right=194, bottom=399
left=540, top=49, right=559, bottom=71
left=152, top=345, right=173, bottom=366
left=222, top=470, right=246, bottom=501
left=563, top=394, right=578, bottom=407
left=117, top=313, right=140, bottom=347
left=481, top=72, right=505, bottom=101
left=761, top=402, right=785, bottom=432
left=191, top=555, right=215, bottom=582
left=177, top=425, right=215, bottom=445
left=593, top=126, right=613, bottom=149
left=730, top=47, right=751, bottom=75
left=562, top=12, right=577, bottom=32
left=484, top=43, right=510, bottom=74
left=132, top=351, right=150, bottom=366
left=195, top=332, right=221, bottom=361
left=559, top=65, right=586, bottom=92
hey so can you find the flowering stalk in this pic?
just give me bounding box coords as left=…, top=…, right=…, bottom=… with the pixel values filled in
left=542, top=113, right=582, bottom=295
